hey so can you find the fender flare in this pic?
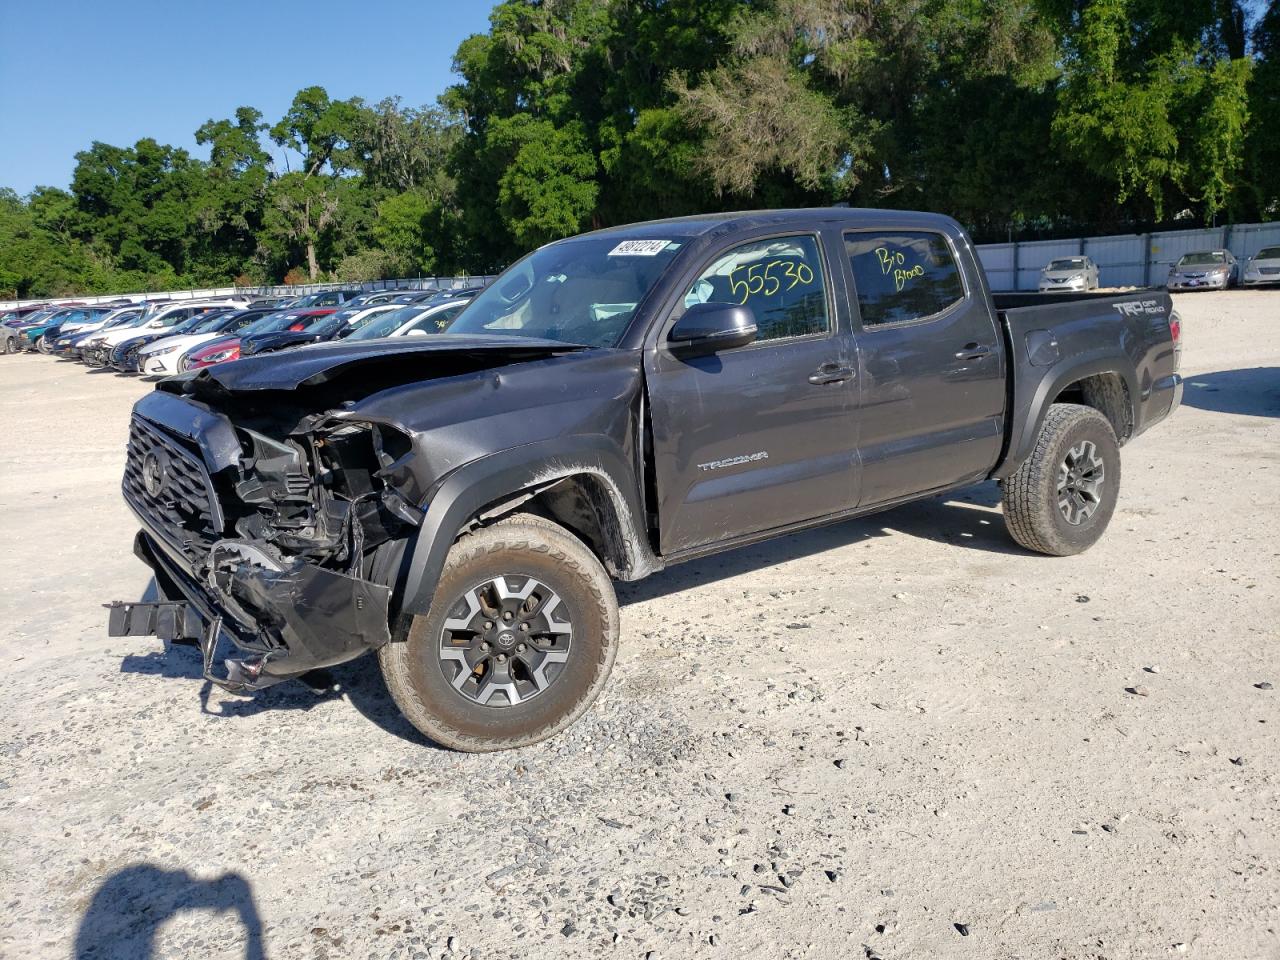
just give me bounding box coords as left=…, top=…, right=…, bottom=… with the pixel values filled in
left=395, top=436, right=656, bottom=619
left=994, top=352, right=1138, bottom=478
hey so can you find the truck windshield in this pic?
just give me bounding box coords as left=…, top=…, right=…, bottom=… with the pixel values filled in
left=448, top=237, right=687, bottom=347
left=1178, top=252, right=1225, bottom=266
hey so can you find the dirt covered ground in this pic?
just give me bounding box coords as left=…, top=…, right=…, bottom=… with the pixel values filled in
left=1, top=290, right=1277, bottom=960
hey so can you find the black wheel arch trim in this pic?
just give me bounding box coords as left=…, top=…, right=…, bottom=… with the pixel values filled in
left=395, top=437, right=660, bottom=621
left=993, top=352, right=1138, bottom=479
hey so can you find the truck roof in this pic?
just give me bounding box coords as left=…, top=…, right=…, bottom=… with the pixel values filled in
left=569, top=207, right=957, bottom=243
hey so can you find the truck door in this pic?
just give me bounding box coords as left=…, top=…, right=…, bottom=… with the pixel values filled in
left=645, top=231, right=859, bottom=554
left=842, top=228, right=1005, bottom=507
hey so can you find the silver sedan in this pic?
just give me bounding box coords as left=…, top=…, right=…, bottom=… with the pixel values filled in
left=1038, top=256, right=1099, bottom=292
left=1242, top=245, right=1280, bottom=287
left=1167, top=250, right=1238, bottom=290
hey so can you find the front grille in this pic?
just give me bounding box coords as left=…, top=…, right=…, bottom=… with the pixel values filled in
left=123, top=416, right=225, bottom=560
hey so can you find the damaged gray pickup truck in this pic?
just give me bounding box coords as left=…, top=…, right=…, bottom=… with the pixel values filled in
left=108, top=209, right=1183, bottom=751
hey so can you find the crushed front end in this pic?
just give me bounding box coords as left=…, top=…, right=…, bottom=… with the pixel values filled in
left=106, top=389, right=422, bottom=692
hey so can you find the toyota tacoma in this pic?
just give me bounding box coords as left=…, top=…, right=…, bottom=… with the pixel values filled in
left=108, top=209, right=1183, bottom=751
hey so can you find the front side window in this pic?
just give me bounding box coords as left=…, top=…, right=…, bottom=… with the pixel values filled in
left=681, top=234, right=829, bottom=342
left=846, top=231, right=965, bottom=327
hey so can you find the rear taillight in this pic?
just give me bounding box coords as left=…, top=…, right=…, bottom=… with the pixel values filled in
left=1169, top=311, right=1182, bottom=369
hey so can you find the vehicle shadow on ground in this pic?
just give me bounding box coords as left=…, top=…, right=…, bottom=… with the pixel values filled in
left=73, top=864, right=265, bottom=960
left=618, top=481, right=1020, bottom=606
left=1181, top=367, right=1280, bottom=418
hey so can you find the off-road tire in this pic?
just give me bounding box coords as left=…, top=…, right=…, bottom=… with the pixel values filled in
left=1001, top=403, right=1121, bottom=556
left=378, top=515, right=618, bottom=752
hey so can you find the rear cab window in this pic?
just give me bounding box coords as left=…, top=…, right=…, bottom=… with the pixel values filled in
left=846, top=231, right=966, bottom=327
left=681, top=234, right=830, bottom=342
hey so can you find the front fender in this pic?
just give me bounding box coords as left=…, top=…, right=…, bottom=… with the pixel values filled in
left=395, top=436, right=656, bottom=619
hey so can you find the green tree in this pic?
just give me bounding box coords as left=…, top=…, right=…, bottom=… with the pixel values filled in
left=267, top=87, right=363, bottom=279
left=1240, top=0, right=1280, bottom=217
left=1049, top=0, right=1253, bottom=223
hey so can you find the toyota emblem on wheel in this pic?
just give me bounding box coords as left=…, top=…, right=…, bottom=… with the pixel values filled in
left=142, top=451, right=167, bottom=498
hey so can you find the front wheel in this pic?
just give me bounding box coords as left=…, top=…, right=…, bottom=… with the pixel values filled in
left=379, top=515, right=619, bottom=752
left=1001, top=403, right=1121, bottom=556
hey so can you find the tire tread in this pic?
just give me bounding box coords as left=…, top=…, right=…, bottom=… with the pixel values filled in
left=1002, top=403, right=1117, bottom=556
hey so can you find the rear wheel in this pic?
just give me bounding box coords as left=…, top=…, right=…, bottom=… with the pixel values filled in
left=1001, top=403, right=1120, bottom=556
left=3, top=336, right=17, bottom=355
left=379, top=515, right=619, bottom=752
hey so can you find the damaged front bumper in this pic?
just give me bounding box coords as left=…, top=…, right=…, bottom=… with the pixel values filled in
left=108, top=530, right=392, bottom=693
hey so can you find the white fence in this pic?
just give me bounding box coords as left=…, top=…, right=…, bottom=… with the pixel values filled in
left=0, top=276, right=496, bottom=311
left=976, top=221, right=1280, bottom=291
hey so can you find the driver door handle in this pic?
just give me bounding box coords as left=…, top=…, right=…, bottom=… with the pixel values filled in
left=954, top=342, right=993, bottom=360
left=809, top=362, right=855, bottom=385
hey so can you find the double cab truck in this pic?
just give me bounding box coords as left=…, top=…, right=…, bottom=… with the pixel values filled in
left=107, top=209, right=1183, bottom=751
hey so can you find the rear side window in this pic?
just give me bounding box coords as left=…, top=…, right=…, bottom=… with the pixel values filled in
left=846, top=231, right=965, bottom=327
left=683, top=234, right=829, bottom=342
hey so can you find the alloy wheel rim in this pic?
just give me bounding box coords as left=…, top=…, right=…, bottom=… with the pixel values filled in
left=1057, top=440, right=1105, bottom=525
left=437, top=575, right=573, bottom=707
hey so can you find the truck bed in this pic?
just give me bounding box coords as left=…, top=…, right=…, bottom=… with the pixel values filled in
left=990, top=287, right=1182, bottom=476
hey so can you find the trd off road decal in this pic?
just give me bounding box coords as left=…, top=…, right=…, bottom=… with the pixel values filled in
left=1113, top=299, right=1167, bottom=317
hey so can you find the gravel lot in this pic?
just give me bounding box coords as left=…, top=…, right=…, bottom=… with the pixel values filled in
left=2, top=290, right=1277, bottom=960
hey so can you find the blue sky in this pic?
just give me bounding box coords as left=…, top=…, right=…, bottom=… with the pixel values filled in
left=0, top=0, right=495, bottom=195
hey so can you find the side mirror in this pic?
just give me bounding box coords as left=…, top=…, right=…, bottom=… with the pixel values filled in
left=667, top=302, right=757, bottom=356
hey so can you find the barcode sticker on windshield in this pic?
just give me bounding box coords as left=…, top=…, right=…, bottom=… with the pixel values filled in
left=608, top=240, right=672, bottom=257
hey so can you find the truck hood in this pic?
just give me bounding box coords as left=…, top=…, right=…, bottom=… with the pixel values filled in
left=164, top=334, right=588, bottom=396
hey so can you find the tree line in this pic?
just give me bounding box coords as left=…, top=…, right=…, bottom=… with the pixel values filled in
left=2, top=0, right=1277, bottom=299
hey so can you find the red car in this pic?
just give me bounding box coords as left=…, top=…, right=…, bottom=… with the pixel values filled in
left=184, top=308, right=336, bottom=370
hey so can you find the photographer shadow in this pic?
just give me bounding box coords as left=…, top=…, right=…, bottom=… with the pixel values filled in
left=74, top=864, right=265, bottom=960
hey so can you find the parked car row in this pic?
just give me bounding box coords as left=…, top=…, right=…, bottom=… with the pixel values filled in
left=1035, top=247, right=1280, bottom=293
left=0, top=285, right=486, bottom=373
